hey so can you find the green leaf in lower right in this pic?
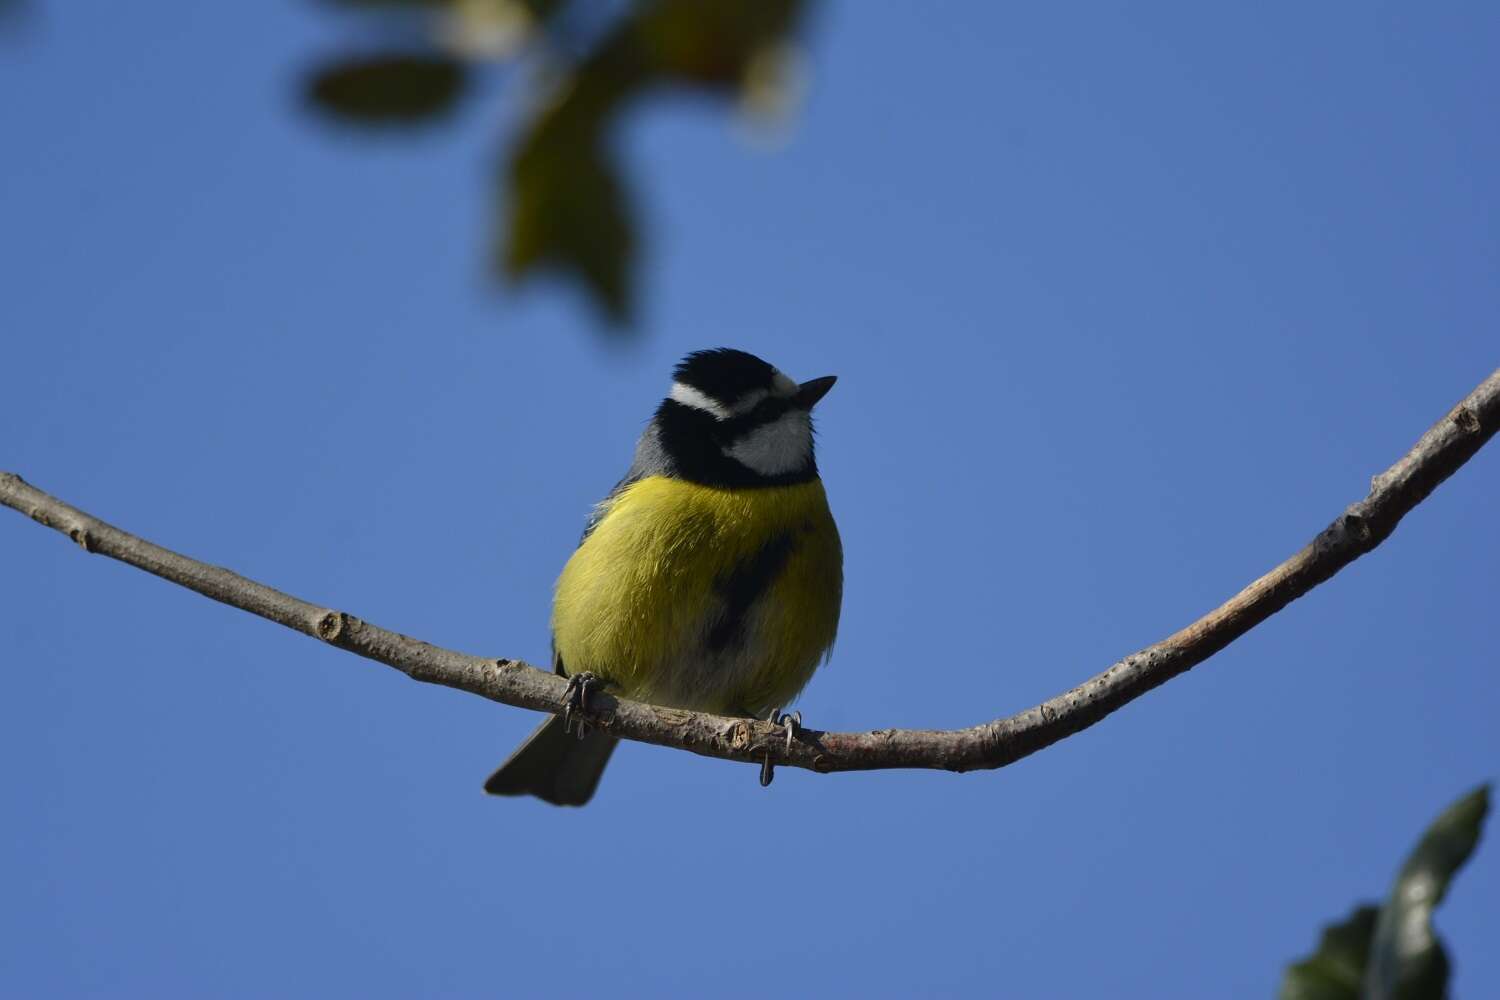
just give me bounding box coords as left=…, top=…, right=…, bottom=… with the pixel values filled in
left=1279, top=783, right=1490, bottom=1000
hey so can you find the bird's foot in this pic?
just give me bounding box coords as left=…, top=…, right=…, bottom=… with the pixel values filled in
left=759, top=708, right=802, bottom=788
left=561, top=672, right=605, bottom=739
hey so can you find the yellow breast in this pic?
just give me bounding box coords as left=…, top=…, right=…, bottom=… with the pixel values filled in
left=551, top=475, right=842, bottom=715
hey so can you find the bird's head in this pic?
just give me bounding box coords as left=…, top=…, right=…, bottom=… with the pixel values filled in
left=654, top=348, right=836, bottom=485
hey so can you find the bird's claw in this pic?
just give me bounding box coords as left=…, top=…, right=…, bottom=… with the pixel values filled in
left=759, top=708, right=803, bottom=788
left=561, top=672, right=603, bottom=739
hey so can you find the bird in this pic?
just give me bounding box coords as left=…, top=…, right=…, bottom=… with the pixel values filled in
left=484, top=348, right=843, bottom=806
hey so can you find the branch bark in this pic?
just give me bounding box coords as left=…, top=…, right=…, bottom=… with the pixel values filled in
left=3, top=369, right=1498, bottom=777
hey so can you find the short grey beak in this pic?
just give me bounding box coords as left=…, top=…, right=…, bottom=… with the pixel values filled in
left=795, top=375, right=837, bottom=409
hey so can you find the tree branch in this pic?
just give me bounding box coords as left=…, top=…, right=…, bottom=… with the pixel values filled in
left=3, top=369, right=1498, bottom=777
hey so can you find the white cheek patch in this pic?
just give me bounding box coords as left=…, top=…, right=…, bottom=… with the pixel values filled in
left=670, top=381, right=731, bottom=420
left=724, top=410, right=813, bottom=476
left=771, top=371, right=798, bottom=397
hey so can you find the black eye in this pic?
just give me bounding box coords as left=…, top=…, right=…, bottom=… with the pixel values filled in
left=749, top=397, right=787, bottom=421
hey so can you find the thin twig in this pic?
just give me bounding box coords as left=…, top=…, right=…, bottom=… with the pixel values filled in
left=3, top=369, right=1498, bottom=776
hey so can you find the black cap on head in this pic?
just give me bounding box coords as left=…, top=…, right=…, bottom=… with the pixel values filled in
left=673, top=349, right=780, bottom=408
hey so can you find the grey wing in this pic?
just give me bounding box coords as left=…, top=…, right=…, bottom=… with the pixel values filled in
left=578, top=470, right=639, bottom=544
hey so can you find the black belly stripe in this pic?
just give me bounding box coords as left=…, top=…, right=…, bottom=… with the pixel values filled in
left=706, top=530, right=797, bottom=653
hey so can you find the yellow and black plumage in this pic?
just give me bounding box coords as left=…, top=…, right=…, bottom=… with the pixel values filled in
left=484, top=349, right=843, bottom=805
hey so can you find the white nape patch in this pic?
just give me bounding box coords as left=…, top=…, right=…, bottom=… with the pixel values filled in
left=670, top=381, right=731, bottom=420
left=671, top=382, right=774, bottom=420
left=729, top=388, right=769, bottom=414
left=724, top=409, right=813, bottom=476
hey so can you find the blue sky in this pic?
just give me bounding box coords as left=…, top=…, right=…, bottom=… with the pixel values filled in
left=2, top=3, right=1496, bottom=997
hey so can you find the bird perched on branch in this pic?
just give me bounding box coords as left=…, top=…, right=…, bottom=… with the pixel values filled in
left=485, top=349, right=843, bottom=805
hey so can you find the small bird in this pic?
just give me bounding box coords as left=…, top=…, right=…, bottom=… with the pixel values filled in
left=485, top=349, right=843, bottom=805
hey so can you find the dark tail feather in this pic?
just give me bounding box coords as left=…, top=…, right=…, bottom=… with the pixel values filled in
left=483, top=715, right=618, bottom=806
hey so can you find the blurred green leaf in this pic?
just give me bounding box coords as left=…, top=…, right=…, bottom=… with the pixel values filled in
left=514, top=0, right=567, bottom=23
left=1279, top=784, right=1490, bottom=1000
left=306, top=55, right=466, bottom=123
left=496, top=34, right=641, bottom=323
left=498, top=0, right=808, bottom=323
left=1281, top=906, right=1379, bottom=1000
left=1364, top=784, right=1489, bottom=1000
left=503, top=126, right=634, bottom=323
left=632, top=0, right=806, bottom=88
left=318, top=0, right=454, bottom=8
left=306, top=0, right=814, bottom=324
